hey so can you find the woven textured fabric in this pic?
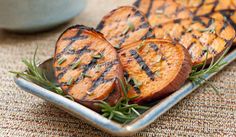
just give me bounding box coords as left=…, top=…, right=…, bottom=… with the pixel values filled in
left=0, top=0, right=235, bottom=136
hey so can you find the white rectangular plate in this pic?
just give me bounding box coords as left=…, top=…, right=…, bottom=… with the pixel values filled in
left=14, top=48, right=236, bottom=136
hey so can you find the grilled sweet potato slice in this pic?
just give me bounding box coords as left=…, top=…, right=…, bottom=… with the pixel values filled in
left=119, top=39, right=192, bottom=104
left=173, top=0, right=236, bottom=15
left=172, top=0, right=236, bottom=44
left=154, top=17, right=236, bottom=65
left=53, top=25, right=124, bottom=110
left=96, top=6, right=155, bottom=49
left=133, top=0, right=193, bottom=27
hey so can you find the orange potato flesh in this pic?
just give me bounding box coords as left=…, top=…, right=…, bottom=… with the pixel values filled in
left=154, top=17, right=236, bottom=65
left=53, top=25, right=124, bottom=110
left=119, top=39, right=192, bottom=104
left=173, top=0, right=236, bottom=43
left=133, top=0, right=193, bottom=27
left=173, top=0, right=236, bottom=14
left=97, top=6, right=155, bottom=49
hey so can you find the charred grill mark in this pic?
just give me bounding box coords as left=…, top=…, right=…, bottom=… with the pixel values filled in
left=193, top=16, right=207, bottom=27
left=174, top=6, right=186, bottom=16
left=187, top=41, right=196, bottom=50
left=139, top=22, right=149, bottom=29
left=133, top=0, right=141, bottom=8
left=134, top=10, right=142, bottom=17
left=210, top=1, right=219, bottom=13
left=173, top=19, right=181, bottom=24
left=85, top=60, right=119, bottom=95
left=56, top=46, right=92, bottom=79
left=96, top=20, right=105, bottom=31
left=63, top=35, right=88, bottom=41
left=206, top=18, right=214, bottom=28
left=65, top=60, right=119, bottom=93
left=141, top=28, right=155, bottom=40
left=192, top=34, right=200, bottom=39
left=199, top=49, right=208, bottom=58
left=118, top=34, right=130, bottom=48
left=193, top=0, right=205, bottom=14
left=146, top=0, right=154, bottom=17
left=55, top=30, right=84, bottom=60
left=149, top=43, right=159, bottom=52
left=124, top=72, right=141, bottom=94
left=140, top=16, right=146, bottom=22
left=130, top=50, right=155, bottom=80
left=220, top=20, right=228, bottom=33
left=219, top=10, right=236, bottom=29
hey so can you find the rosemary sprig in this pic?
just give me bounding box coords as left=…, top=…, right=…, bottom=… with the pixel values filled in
left=10, top=47, right=64, bottom=95
left=95, top=78, right=149, bottom=123
left=189, top=47, right=230, bottom=93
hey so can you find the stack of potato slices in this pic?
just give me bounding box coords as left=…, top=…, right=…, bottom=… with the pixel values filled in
left=53, top=1, right=236, bottom=110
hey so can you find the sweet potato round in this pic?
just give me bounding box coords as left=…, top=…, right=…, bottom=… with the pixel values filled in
left=53, top=25, right=124, bottom=110
left=97, top=6, right=155, bottom=49
left=154, top=17, right=236, bottom=65
left=133, top=0, right=193, bottom=27
left=119, top=39, right=192, bottom=104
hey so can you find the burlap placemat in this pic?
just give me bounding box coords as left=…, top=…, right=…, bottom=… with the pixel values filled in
left=0, top=0, right=235, bottom=136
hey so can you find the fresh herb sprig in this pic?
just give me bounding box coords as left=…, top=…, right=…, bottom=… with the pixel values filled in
left=189, top=47, right=230, bottom=93
left=95, top=78, right=149, bottom=124
left=10, top=47, right=64, bottom=95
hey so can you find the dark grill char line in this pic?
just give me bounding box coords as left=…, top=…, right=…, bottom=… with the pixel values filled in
left=145, top=0, right=154, bottom=17
left=210, top=1, right=219, bottom=13
left=192, top=16, right=208, bottom=27
left=192, top=0, right=205, bottom=14
left=56, top=46, right=92, bottom=80
left=83, top=59, right=119, bottom=99
left=149, top=42, right=159, bottom=52
left=59, top=59, right=119, bottom=87
left=166, top=18, right=230, bottom=60
left=217, top=10, right=236, bottom=30
left=133, top=0, right=141, bottom=8
left=55, top=30, right=89, bottom=60
left=124, top=72, right=141, bottom=94
left=129, top=49, right=155, bottom=81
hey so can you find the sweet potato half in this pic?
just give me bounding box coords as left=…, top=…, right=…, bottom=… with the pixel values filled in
left=96, top=6, right=155, bottom=49
left=173, top=0, right=236, bottom=36
left=154, top=17, right=236, bottom=66
left=119, top=39, right=192, bottom=104
left=53, top=25, right=124, bottom=110
left=133, top=0, right=193, bottom=27
left=172, top=0, right=236, bottom=15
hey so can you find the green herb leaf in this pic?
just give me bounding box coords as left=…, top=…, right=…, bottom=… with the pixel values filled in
left=137, top=40, right=146, bottom=50
left=58, top=57, right=67, bottom=65
left=92, top=52, right=104, bottom=59
left=133, top=79, right=142, bottom=88
left=156, top=55, right=162, bottom=63
left=67, top=77, right=74, bottom=86
left=155, top=70, right=160, bottom=77
left=95, top=78, right=149, bottom=123
left=122, top=21, right=135, bottom=35
left=71, top=60, right=81, bottom=70
left=114, top=44, right=121, bottom=49
left=81, top=73, right=92, bottom=78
